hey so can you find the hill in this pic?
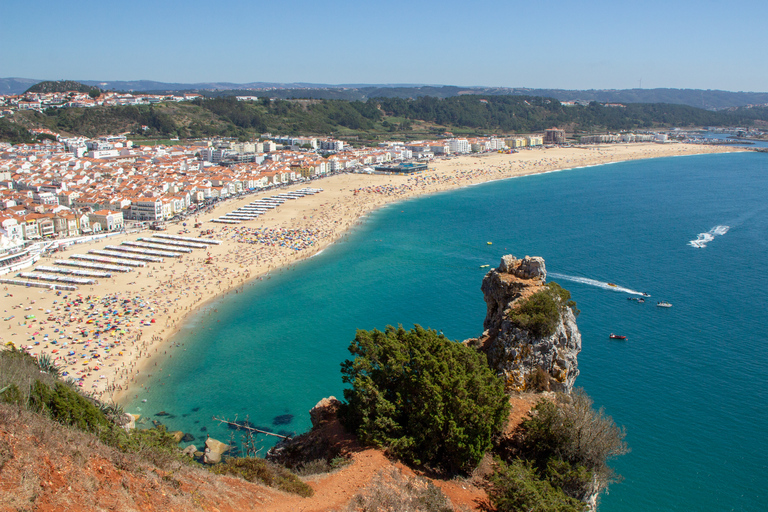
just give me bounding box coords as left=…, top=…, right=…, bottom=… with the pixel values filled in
left=25, top=80, right=100, bottom=95
left=3, top=78, right=768, bottom=108
left=0, top=77, right=41, bottom=95
left=6, top=94, right=768, bottom=144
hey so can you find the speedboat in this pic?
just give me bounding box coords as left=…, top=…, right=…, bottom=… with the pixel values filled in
left=607, top=283, right=617, bottom=287
left=609, top=333, right=627, bottom=340
left=657, top=301, right=672, bottom=308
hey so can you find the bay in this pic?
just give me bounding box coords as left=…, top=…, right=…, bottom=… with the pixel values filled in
left=128, top=151, right=768, bottom=511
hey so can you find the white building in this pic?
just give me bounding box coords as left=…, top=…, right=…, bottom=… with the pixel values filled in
left=447, top=139, right=471, bottom=154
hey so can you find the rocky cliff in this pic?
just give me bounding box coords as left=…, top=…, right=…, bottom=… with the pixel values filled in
left=471, top=255, right=581, bottom=393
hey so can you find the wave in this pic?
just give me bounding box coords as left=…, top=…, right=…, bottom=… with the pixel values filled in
left=689, top=225, right=729, bottom=248
left=548, top=272, right=647, bottom=296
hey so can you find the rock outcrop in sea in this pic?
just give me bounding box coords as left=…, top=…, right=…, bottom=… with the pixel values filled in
left=470, top=255, right=582, bottom=393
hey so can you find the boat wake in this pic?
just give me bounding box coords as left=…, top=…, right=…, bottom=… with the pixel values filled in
left=689, top=225, right=730, bottom=248
left=548, top=272, right=647, bottom=296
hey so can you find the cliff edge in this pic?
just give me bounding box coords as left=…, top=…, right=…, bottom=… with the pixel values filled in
left=472, top=255, right=581, bottom=393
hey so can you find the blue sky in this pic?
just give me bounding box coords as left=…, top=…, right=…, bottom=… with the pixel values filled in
left=2, top=0, right=766, bottom=91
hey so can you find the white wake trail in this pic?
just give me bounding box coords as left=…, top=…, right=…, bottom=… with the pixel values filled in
left=689, top=225, right=730, bottom=248
left=548, top=272, right=647, bottom=296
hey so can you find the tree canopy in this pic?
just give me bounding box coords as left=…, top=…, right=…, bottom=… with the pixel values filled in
left=340, top=325, right=509, bottom=473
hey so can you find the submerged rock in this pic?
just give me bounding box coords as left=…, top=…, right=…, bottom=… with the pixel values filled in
left=272, top=414, right=294, bottom=426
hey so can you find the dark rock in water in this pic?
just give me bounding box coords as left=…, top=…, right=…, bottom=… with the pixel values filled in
left=182, top=413, right=190, bottom=418
left=152, top=420, right=162, bottom=427
left=194, top=420, right=199, bottom=424
left=155, top=411, right=170, bottom=417
left=272, top=414, right=293, bottom=426
left=200, top=426, right=207, bottom=432
left=181, top=433, right=195, bottom=443
left=191, top=407, right=200, bottom=412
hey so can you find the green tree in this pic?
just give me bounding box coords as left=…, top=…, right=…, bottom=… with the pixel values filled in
left=340, top=325, right=509, bottom=473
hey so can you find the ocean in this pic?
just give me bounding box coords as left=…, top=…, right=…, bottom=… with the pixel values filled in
left=127, top=151, right=768, bottom=511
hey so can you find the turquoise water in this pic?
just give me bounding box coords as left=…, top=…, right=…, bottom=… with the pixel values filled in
left=128, top=152, right=768, bottom=511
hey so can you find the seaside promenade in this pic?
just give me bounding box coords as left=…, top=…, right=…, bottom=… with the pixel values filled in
left=0, top=143, right=743, bottom=402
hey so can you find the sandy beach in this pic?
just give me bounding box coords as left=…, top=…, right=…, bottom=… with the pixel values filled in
left=0, top=143, right=744, bottom=404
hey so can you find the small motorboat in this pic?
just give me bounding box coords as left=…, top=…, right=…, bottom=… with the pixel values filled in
left=480, top=264, right=490, bottom=268
left=607, top=283, right=617, bottom=287
left=609, top=333, right=627, bottom=340
left=657, top=301, right=672, bottom=308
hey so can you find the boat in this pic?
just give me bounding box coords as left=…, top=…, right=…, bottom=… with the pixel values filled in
left=607, top=283, right=618, bottom=287
left=657, top=301, right=672, bottom=308
left=486, top=241, right=492, bottom=245
left=609, top=333, right=627, bottom=340
left=479, top=264, right=490, bottom=268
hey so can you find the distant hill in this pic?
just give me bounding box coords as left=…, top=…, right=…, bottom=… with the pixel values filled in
left=3, top=77, right=768, bottom=109
left=25, top=80, right=100, bottom=95
left=0, top=77, right=41, bottom=95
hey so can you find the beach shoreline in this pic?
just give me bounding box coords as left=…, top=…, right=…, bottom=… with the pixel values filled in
left=0, top=143, right=744, bottom=405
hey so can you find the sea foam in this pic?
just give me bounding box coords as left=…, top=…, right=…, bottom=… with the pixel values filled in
left=689, top=225, right=730, bottom=248
left=548, top=272, right=646, bottom=296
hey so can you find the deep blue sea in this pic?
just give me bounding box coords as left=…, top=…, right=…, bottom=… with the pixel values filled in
left=127, top=151, right=768, bottom=511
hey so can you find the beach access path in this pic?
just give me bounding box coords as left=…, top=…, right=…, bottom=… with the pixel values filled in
left=0, top=143, right=743, bottom=402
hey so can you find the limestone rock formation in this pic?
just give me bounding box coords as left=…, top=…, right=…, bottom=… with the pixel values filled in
left=478, top=255, right=581, bottom=393
left=309, top=396, right=341, bottom=428
left=203, top=437, right=231, bottom=464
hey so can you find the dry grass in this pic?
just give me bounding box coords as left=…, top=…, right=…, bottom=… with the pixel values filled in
left=347, top=467, right=454, bottom=512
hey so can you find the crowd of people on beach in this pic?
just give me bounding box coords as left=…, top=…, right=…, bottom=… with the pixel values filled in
left=232, top=226, right=326, bottom=251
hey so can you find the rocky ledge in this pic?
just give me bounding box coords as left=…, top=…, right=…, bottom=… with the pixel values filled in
left=469, top=255, right=581, bottom=393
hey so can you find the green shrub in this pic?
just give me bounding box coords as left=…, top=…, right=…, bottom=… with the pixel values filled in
left=0, top=383, right=23, bottom=405
left=211, top=457, right=313, bottom=497
left=507, top=282, right=578, bottom=337
left=0, top=348, right=58, bottom=404
left=28, top=380, right=111, bottom=434
left=488, top=458, right=587, bottom=512
left=340, top=325, right=509, bottom=473
left=512, top=390, right=628, bottom=501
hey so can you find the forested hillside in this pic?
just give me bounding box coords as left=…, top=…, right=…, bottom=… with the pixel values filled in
left=5, top=95, right=768, bottom=143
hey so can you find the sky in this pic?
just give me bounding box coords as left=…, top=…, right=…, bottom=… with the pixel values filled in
left=2, top=0, right=766, bottom=92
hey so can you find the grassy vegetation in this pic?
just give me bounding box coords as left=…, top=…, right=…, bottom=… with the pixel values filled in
left=347, top=468, right=453, bottom=512
left=210, top=457, right=314, bottom=497
left=507, top=282, right=579, bottom=338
